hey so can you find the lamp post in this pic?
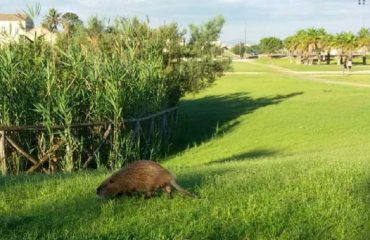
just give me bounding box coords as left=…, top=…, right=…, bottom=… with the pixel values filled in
left=359, top=0, right=366, bottom=27
left=359, top=0, right=367, bottom=64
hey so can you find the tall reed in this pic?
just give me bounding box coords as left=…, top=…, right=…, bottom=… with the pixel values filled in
left=0, top=16, right=230, bottom=174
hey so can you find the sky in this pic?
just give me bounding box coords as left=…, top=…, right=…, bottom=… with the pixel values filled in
left=1, top=0, right=369, bottom=45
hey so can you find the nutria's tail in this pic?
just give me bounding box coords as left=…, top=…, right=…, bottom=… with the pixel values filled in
left=170, top=179, right=196, bottom=198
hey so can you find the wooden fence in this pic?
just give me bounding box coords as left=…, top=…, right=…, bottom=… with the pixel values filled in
left=0, top=107, right=178, bottom=175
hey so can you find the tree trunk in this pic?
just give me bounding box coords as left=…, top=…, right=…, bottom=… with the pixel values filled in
left=362, top=56, right=366, bottom=65
left=289, top=52, right=293, bottom=63
left=0, top=131, right=6, bottom=175
left=337, top=56, right=342, bottom=65
left=326, top=52, right=330, bottom=65
left=296, top=55, right=302, bottom=64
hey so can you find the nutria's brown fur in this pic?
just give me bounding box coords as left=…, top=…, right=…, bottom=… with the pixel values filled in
left=96, top=160, right=194, bottom=198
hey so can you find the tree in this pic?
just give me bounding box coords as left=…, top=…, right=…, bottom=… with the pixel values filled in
left=42, top=8, right=61, bottom=32
left=188, top=15, right=225, bottom=57
left=246, top=44, right=260, bottom=54
left=284, top=35, right=298, bottom=63
left=185, top=15, right=230, bottom=93
left=61, top=12, right=83, bottom=37
left=259, top=37, right=283, bottom=61
left=304, top=28, right=327, bottom=65
left=23, top=3, right=41, bottom=26
left=86, top=16, right=105, bottom=47
left=285, top=28, right=329, bottom=65
left=334, top=32, right=358, bottom=65
left=293, top=30, right=310, bottom=64
left=231, top=42, right=246, bottom=58
left=357, top=28, right=370, bottom=64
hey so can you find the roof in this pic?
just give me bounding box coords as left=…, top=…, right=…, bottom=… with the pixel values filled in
left=0, top=13, right=28, bottom=21
left=28, top=26, right=53, bottom=35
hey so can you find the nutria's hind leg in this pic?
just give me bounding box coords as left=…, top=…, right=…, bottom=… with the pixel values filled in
left=144, top=192, right=154, bottom=199
left=126, top=192, right=133, bottom=197
left=117, top=191, right=131, bottom=198
left=163, top=184, right=173, bottom=199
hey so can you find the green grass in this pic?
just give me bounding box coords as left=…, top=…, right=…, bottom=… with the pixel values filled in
left=256, top=57, right=370, bottom=71
left=314, top=74, right=370, bottom=85
left=1, top=62, right=370, bottom=239
left=230, top=61, right=269, bottom=72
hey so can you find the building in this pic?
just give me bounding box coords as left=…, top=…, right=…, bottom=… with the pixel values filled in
left=0, top=13, right=34, bottom=43
left=23, top=26, right=57, bottom=45
left=0, top=13, right=57, bottom=45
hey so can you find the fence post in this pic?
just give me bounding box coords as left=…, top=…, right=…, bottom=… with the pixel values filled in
left=160, top=113, right=167, bottom=142
left=0, top=131, right=6, bottom=175
left=134, top=121, right=141, bottom=139
left=174, top=108, right=178, bottom=124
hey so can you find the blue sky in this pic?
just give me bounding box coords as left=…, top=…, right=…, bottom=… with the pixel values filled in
left=1, top=0, right=369, bottom=44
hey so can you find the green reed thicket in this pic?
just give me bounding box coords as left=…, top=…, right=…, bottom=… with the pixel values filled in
left=0, top=16, right=230, bottom=174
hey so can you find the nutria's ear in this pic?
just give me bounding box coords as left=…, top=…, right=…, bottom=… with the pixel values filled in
left=109, top=179, right=114, bottom=184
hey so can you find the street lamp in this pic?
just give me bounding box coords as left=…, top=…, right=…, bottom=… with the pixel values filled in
left=358, top=0, right=366, bottom=27
left=358, top=0, right=367, bottom=64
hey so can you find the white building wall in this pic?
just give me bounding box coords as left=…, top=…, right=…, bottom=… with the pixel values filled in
left=0, top=19, right=26, bottom=43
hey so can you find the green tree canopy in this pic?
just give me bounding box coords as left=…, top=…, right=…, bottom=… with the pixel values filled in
left=259, top=37, right=283, bottom=54
left=334, top=32, right=358, bottom=57
left=231, top=43, right=246, bottom=57
left=180, top=15, right=230, bottom=93
left=61, top=12, right=83, bottom=36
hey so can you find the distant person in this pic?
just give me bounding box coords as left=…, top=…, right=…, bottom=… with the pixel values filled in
left=347, top=58, right=352, bottom=71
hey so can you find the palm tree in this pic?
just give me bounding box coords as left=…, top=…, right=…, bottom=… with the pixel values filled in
left=295, top=30, right=311, bottom=64
left=284, top=36, right=296, bottom=63
left=284, top=34, right=303, bottom=64
left=320, top=33, right=335, bottom=65
left=357, top=28, right=370, bottom=65
left=334, top=32, right=358, bottom=65
left=42, top=8, right=61, bottom=32
left=302, top=28, right=327, bottom=65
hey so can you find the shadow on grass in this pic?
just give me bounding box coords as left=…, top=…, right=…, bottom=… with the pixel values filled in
left=171, top=92, right=303, bottom=154
left=207, top=148, right=278, bottom=165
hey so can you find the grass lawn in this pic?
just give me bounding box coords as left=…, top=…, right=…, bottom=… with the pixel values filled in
left=314, top=74, right=370, bottom=85
left=230, top=61, right=270, bottom=72
left=1, top=62, right=370, bottom=239
left=256, top=57, right=370, bottom=72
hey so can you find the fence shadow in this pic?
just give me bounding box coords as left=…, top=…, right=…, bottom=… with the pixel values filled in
left=170, top=92, right=303, bottom=154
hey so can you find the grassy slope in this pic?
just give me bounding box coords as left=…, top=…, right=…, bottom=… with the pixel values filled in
left=316, top=74, right=370, bottom=85
left=1, top=63, right=370, bottom=240
left=230, top=62, right=270, bottom=72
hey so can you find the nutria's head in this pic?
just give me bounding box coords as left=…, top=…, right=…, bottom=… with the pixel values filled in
left=96, top=174, right=121, bottom=198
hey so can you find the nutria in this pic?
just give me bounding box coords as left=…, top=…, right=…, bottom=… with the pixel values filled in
left=96, top=160, right=194, bottom=198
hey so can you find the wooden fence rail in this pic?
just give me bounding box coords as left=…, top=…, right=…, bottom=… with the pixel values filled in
left=0, top=107, right=178, bottom=175
left=0, top=107, right=178, bottom=131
